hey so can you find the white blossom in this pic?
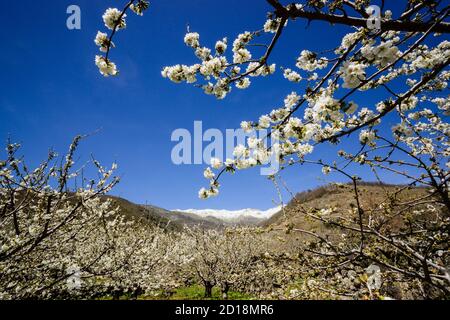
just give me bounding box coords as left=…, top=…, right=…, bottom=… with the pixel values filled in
left=240, top=121, right=253, bottom=133
left=233, top=144, right=248, bottom=158
left=94, top=31, right=113, bottom=53
left=296, top=50, right=328, bottom=71
left=210, top=158, right=222, bottom=169
left=203, top=167, right=215, bottom=179
left=284, top=92, right=301, bottom=108
left=184, top=32, right=200, bottom=48
left=103, top=8, right=126, bottom=30
left=95, top=55, right=118, bottom=77
left=263, top=18, right=282, bottom=33
left=258, top=115, right=271, bottom=129
left=215, top=38, right=227, bottom=55
left=236, top=77, right=251, bottom=89
left=283, top=69, right=302, bottom=82
left=322, top=166, right=331, bottom=175
left=359, top=130, right=376, bottom=146
left=340, top=61, right=366, bottom=89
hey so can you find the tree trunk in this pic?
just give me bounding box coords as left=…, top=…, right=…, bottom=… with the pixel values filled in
left=204, top=281, right=213, bottom=298
left=221, top=282, right=230, bottom=300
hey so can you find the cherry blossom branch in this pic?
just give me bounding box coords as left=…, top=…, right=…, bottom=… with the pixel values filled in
left=267, top=0, right=450, bottom=33
left=104, top=0, right=136, bottom=62
left=320, top=56, right=450, bottom=143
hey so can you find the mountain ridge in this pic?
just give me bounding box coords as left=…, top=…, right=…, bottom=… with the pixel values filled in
left=105, top=195, right=281, bottom=228
left=174, top=207, right=281, bottom=225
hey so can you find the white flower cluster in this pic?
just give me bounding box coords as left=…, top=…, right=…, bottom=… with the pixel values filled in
left=233, top=48, right=252, bottom=64
left=215, top=38, right=227, bottom=55
left=184, top=32, right=200, bottom=48
left=283, top=68, right=302, bottom=82
left=407, top=40, right=450, bottom=70
left=161, top=64, right=201, bottom=83
left=361, top=39, right=401, bottom=68
left=305, top=89, right=342, bottom=124
left=198, top=186, right=219, bottom=199
left=199, top=157, right=226, bottom=199
left=198, top=91, right=325, bottom=198
left=246, top=62, right=276, bottom=77
left=236, top=77, right=251, bottom=89
left=199, top=136, right=276, bottom=197
left=284, top=91, right=301, bottom=108
left=359, top=130, right=376, bottom=146
left=339, top=61, right=367, bottom=89
left=398, top=96, right=418, bottom=111
left=240, top=121, right=253, bottom=132
left=263, top=18, right=284, bottom=33
left=103, top=8, right=126, bottom=30
left=296, top=50, right=328, bottom=72
left=163, top=19, right=281, bottom=98
left=432, top=97, right=450, bottom=116
left=94, top=2, right=149, bottom=77
left=162, top=31, right=233, bottom=99
left=130, top=0, right=150, bottom=16
left=335, top=31, right=362, bottom=54
left=94, top=31, right=113, bottom=53
left=95, top=55, right=118, bottom=77
left=321, top=166, right=331, bottom=175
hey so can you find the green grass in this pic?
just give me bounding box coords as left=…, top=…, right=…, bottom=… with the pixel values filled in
left=171, top=285, right=254, bottom=300
left=135, top=285, right=254, bottom=300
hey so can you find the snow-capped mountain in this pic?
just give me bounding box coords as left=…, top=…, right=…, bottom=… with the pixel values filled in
left=173, top=206, right=282, bottom=224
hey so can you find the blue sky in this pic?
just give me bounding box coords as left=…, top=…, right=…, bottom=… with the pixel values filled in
left=0, top=0, right=423, bottom=210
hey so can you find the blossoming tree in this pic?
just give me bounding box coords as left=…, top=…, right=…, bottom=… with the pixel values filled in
left=179, top=227, right=264, bottom=298
left=0, top=137, right=177, bottom=299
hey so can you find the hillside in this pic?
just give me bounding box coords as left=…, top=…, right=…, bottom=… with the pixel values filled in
left=104, top=196, right=223, bottom=230
left=261, top=182, right=430, bottom=248
left=106, top=183, right=430, bottom=235
left=102, top=196, right=178, bottom=229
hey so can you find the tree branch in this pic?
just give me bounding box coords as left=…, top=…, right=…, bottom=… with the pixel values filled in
left=267, top=0, right=450, bottom=33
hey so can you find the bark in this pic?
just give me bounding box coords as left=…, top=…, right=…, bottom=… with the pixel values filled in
left=204, top=281, right=213, bottom=298
left=221, top=282, right=230, bottom=300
